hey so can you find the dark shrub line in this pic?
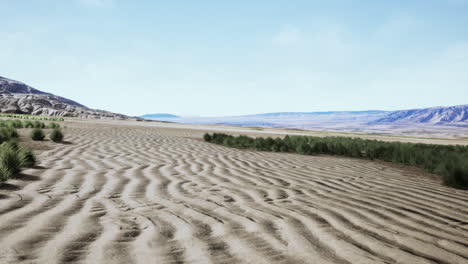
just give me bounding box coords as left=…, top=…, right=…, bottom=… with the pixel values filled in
left=203, top=133, right=468, bottom=189
left=0, top=113, right=64, bottom=122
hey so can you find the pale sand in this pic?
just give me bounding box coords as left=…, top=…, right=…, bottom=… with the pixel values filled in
left=0, top=120, right=467, bottom=264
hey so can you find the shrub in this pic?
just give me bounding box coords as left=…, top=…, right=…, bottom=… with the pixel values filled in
left=49, top=128, right=64, bottom=142
left=31, top=128, right=45, bottom=141
left=0, top=140, right=36, bottom=182
left=33, top=121, right=45, bottom=129
left=11, top=119, right=24, bottom=128
left=0, top=143, right=22, bottom=179
left=23, top=121, right=34, bottom=128
left=203, top=133, right=212, bottom=142
left=47, top=122, right=60, bottom=129
left=18, top=147, right=36, bottom=168
left=0, top=127, right=19, bottom=143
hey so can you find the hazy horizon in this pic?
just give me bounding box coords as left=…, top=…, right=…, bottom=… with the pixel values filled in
left=1, top=0, right=468, bottom=117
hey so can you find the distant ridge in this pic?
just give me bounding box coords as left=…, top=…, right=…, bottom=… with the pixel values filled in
left=0, top=76, right=130, bottom=119
left=140, top=113, right=180, bottom=119
left=373, top=105, right=468, bottom=125
left=142, top=105, right=468, bottom=130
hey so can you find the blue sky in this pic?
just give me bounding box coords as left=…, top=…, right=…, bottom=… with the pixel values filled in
left=1, top=0, right=467, bottom=116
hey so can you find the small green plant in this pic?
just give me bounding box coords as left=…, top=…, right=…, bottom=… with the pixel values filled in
left=0, top=163, right=13, bottom=182
left=49, top=128, right=64, bottom=142
left=31, top=128, right=45, bottom=141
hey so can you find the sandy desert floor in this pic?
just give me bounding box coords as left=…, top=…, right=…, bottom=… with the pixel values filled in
left=0, top=120, right=467, bottom=264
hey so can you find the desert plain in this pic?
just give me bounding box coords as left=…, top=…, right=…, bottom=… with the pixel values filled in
left=0, top=119, right=467, bottom=264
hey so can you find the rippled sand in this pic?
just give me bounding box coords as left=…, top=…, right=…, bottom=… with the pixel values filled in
left=0, top=120, right=467, bottom=264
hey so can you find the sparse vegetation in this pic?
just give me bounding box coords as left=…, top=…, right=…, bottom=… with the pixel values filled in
left=0, top=119, right=24, bottom=128
left=0, top=113, right=64, bottom=122
left=0, top=119, right=55, bottom=129
left=31, top=128, right=46, bottom=141
left=49, top=128, right=64, bottom=142
left=204, top=133, right=468, bottom=189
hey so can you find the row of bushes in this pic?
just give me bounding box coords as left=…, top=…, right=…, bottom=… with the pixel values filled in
left=0, top=119, right=60, bottom=129
left=204, top=133, right=468, bottom=189
left=0, top=128, right=36, bottom=182
left=0, top=113, right=64, bottom=122
left=31, top=128, right=64, bottom=142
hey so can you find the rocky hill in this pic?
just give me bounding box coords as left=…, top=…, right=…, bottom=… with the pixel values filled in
left=0, top=76, right=129, bottom=119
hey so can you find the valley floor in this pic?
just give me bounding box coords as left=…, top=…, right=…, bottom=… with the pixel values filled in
left=0, top=120, right=467, bottom=264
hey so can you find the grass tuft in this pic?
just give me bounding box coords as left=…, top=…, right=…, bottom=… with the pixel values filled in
left=0, top=143, right=23, bottom=179
left=18, top=147, right=36, bottom=168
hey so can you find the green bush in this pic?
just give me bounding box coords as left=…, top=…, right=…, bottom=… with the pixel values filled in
left=33, top=121, right=45, bottom=129
left=0, top=141, right=36, bottom=182
left=0, top=127, right=19, bottom=142
left=203, top=133, right=468, bottom=189
left=203, top=133, right=212, bottom=142
left=0, top=124, right=37, bottom=182
left=49, top=128, right=64, bottom=142
left=23, top=121, right=34, bottom=128
left=0, top=143, right=22, bottom=181
left=18, top=147, right=36, bottom=168
left=47, top=122, right=60, bottom=129
left=0, top=119, right=24, bottom=129
left=31, top=128, right=45, bottom=141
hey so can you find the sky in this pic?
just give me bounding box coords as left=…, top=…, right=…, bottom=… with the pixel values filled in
left=1, top=0, right=468, bottom=117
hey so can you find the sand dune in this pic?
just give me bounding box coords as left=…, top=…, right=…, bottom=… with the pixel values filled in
left=0, top=121, right=467, bottom=264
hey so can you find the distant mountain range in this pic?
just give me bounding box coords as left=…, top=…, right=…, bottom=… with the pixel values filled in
left=373, top=105, right=468, bottom=125
left=141, top=105, right=468, bottom=130
left=0, top=76, right=130, bottom=119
